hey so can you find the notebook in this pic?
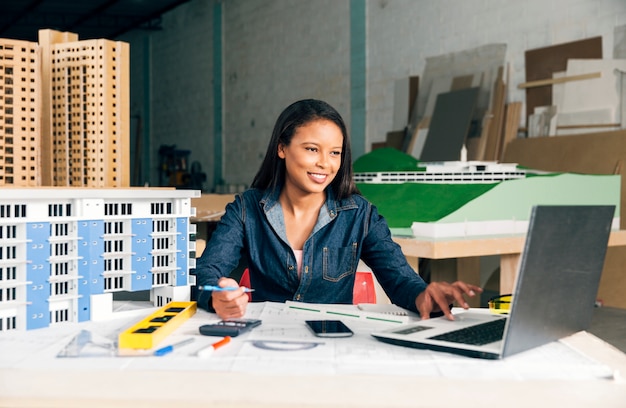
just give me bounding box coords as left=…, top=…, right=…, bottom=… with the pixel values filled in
left=371, top=205, right=615, bottom=359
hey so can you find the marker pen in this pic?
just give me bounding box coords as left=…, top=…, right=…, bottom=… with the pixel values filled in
left=197, top=336, right=232, bottom=358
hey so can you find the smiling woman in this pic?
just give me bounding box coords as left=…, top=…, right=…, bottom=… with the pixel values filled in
left=194, top=98, right=482, bottom=321
left=278, top=119, right=344, bottom=251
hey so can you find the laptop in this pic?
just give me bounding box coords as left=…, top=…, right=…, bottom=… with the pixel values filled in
left=371, top=205, right=615, bottom=359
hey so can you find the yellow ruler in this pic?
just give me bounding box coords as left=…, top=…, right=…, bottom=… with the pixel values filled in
left=118, top=301, right=197, bottom=350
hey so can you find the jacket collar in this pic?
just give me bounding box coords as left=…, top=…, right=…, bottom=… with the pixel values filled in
left=260, top=186, right=343, bottom=220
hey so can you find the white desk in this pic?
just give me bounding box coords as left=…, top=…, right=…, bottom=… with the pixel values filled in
left=1, top=302, right=625, bottom=407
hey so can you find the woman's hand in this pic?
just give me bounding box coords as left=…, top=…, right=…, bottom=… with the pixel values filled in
left=415, top=281, right=483, bottom=320
left=211, top=277, right=249, bottom=319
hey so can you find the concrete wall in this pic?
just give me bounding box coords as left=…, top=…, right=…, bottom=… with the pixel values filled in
left=122, top=0, right=626, bottom=190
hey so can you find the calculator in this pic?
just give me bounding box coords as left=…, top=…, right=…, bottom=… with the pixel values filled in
left=199, top=318, right=262, bottom=337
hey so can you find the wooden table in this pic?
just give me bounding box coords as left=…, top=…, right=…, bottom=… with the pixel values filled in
left=393, top=230, right=626, bottom=302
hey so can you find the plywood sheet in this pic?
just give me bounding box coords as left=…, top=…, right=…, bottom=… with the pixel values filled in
left=503, top=131, right=626, bottom=214
left=558, top=59, right=626, bottom=128
left=524, top=36, right=602, bottom=126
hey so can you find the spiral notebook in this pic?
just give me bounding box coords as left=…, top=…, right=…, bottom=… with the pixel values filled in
left=371, top=205, right=614, bottom=359
left=285, top=301, right=412, bottom=323
left=357, top=303, right=411, bottom=316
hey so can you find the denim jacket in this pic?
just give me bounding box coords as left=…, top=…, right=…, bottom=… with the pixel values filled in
left=195, top=187, right=427, bottom=313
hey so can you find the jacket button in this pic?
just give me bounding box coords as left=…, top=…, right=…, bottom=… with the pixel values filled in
left=288, top=265, right=294, bottom=270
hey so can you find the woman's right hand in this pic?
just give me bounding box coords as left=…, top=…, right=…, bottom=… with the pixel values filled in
left=211, top=277, right=249, bottom=319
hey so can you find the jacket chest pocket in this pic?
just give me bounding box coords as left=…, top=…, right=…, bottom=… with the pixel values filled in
left=322, top=243, right=357, bottom=282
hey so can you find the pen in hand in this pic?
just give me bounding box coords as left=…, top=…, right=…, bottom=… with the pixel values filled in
left=154, top=338, right=195, bottom=356
left=197, top=336, right=231, bottom=358
left=199, top=285, right=255, bottom=293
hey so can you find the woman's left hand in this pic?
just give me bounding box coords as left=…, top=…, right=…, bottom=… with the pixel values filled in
left=415, top=281, right=483, bottom=320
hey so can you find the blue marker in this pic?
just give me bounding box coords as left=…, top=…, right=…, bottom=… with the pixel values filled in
left=154, top=338, right=195, bottom=356
left=199, top=285, right=255, bottom=293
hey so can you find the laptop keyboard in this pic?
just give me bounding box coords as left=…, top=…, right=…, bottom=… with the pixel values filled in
left=429, top=318, right=506, bottom=346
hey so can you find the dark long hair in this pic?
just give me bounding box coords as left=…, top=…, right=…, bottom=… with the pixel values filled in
left=251, top=99, right=359, bottom=200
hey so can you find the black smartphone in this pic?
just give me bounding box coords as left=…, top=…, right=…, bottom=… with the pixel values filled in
left=305, top=320, right=354, bottom=338
left=199, top=318, right=262, bottom=337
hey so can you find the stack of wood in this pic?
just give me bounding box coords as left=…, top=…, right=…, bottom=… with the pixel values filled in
left=521, top=36, right=625, bottom=138
left=381, top=43, right=522, bottom=163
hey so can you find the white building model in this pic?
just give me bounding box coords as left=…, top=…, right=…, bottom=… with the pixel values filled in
left=0, top=188, right=199, bottom=331
left=354, top=161, right=526, bottom=184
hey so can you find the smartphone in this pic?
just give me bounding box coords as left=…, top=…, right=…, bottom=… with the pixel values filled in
left=199, top=318, right=262, bottom=337
left=305, top=320, right=354, bottom=338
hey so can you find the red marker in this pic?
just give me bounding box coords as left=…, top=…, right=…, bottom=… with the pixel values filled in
left=197, top=336, right=231, bottom=358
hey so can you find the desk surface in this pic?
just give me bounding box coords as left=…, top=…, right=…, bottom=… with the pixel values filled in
left=191, top=193, right=236, bottom=222
left=393, top=229, right=626, bottom=259
left=1, top=302, right=625, bottom=408
left=392, top=230, right=626, bottom=303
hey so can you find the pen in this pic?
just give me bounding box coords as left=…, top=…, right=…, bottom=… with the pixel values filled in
left=154, top=338, right=195, bottom=356
left=198, top=285, right=255, bottom=293
left=197, top=336, right=231, bottom=358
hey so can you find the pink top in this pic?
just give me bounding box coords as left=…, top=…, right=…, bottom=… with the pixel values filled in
left=293, top=249, right=303, bottom=279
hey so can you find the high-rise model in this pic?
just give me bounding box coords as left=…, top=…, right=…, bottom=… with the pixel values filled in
left=0, top=29, right=129, bottom=187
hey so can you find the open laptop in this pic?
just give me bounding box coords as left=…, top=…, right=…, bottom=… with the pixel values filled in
left=371, top=205, right=615, bottom=359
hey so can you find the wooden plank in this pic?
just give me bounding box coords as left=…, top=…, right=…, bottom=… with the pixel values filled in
left=407, top=116, right=430, bottom=158
left=483, top=66, right=506, bottom=161
left=557, top=123, right=620, bottom=130
left=499, top=102, right=522, bottom=161
left=517, top=71, right=601, bottom=89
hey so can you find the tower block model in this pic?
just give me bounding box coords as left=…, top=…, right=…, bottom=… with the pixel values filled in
left=0, top=38, right=40, bottom=186
left=0, top=29, right=129, bottom=187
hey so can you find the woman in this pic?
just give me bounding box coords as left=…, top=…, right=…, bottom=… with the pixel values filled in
left=195, top=99, right=481, bottom=319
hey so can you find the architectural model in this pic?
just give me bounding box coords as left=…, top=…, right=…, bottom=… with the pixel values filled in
left=354, top=161, right=526, bottom=184
left=354, top=148, right=620, bottom=238
left=0, top=187, right=199, bottom=331
left=0, top=29, right=129, bottom=187
left=406, top=173, right=621, bottom=237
